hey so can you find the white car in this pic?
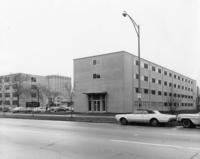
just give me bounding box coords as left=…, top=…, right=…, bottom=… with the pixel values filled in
left=115, top=109, right=176, bottom=126
left=177, top=112, right=200, bottom=128
left=33, top=107, right=46, bottom=113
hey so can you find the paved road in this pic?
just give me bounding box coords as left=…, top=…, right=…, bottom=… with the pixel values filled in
left=0, top=118, right=200, bottom=159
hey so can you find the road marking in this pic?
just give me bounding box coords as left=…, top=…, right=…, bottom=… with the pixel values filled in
left=111, top=139, right=200, bottom=151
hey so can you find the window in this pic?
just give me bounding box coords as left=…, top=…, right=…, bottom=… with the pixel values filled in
left=12, top=101, right=18, bottom=105
left=144, top=63, right=148, bottom=69
left=5, top=85, right=10, bottom=90
left=4, top=77, right=10, bottom=82
left=158, top=80, right=162, bottom=85
left=12, top=84, right=17, bottom=89
left=164, top=92, right=167, bottom=96
left=191, top=81, right=193, bottom=84
left=169, top=83, right=172, bottom=87
left=174, top=74, right=176, bottom=79
left=152, top=66, right=156, bottom=72
left=31, top=77, right=36, bottom=82
left=188, top=80, right=190, bottom=84
left=169, top=73, right=172, bottom=77
left=182, top=78, right=184, bottom=81
left=178, top=94, right=180, bottom=98
left=5, top=93, right=10, bottom=97
left=31, top=85, right=37, bottom=89
left=144, top=76, right=148, bottom=82
left=178, top=76, right=180, bottom=80
left=185, top=87, right=187, bottom=90
left=4, top=100, right=10, bottom=105
left=152, top=78, right=156, bottom=83
left=158, top=68, right=161, bottom=74
left=136, top=60, right=139, bottom=66
left=173, top=93, right=176, bottom=97
left=182, top=86, right=184, bottom=90
left=151, top=90, right=156, bottom=95
left=135, top=74, right=139, bottom=79
left=12, top=93, right=17, bottom=97
left=164, top=102, right=168, bottom=106
left=144, top=89, right=148, bottom=94
left=135, top=88, right=139, bottom=93
left=178, top=85, right=180, bottom=89
left=93, top=60, right=97, bottom=65
left=164, top=71, right=167, bottom=76
left=169, top=93, right=172, bottom=97
left=185, top=79, right=187, bottom=82
left=158, top=91, right=162, bottom=95
left=93, top=74, right=100, bottom=79
left=174, top=84, right=176, bottom=88
left=0, top=93, right=2, bottom=97
left=164, top=81, right=167, bottom=86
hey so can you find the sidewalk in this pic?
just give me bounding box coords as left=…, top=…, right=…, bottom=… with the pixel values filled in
left=0, top=112, right=117, bottom=124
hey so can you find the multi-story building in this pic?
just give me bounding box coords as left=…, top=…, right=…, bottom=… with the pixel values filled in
left=0, top=73, right=71, bottom=108
left=74, top=51, right=197, bottom=113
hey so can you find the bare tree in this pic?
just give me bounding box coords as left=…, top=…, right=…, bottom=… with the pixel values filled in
left=167, top=96, right=181, bottom=114
left=12, top=74, right=31, bottom=107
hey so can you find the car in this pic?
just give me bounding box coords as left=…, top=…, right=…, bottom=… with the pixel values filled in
left=33, top=107, right=46, bottom=113
left=177, top=112, right=200, bottom=128
left=115, top=109, right=177, bottom=126
left=11, top=107, right=32, bottom=113
left=49, top=106, right=69, bottom=112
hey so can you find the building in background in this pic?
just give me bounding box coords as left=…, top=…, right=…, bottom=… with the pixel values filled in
left=0, top=73, right=71, bottom=108
left=74, top=51, right=197, bottom=113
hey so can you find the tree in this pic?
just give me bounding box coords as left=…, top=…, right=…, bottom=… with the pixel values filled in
left=12, top=74, right=31, bottom=107
left=167, top=96, right=181, bottom=114
left=64, top=82, right=74, bottom=106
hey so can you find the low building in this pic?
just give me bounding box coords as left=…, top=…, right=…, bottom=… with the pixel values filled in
left=0, top=73, right=71, bottom=108
left=73, top=51, right=197, bottom=113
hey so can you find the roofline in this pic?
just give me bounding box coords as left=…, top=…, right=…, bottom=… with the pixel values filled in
left=73, top=50, right=196, bottom=82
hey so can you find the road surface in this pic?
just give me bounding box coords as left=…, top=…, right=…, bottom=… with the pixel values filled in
left=0, top=118, right=200, bottom=159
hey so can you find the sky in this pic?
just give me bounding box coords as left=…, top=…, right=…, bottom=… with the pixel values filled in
left=0, top=0, right=199, bottom=84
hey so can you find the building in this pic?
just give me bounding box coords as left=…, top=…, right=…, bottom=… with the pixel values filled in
left=73, top=51, right=197, bottom=113
left=0, top=73, right=71, bottom=108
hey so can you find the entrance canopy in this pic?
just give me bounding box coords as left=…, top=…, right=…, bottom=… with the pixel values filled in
left=83, top=91, right=107, bottom=95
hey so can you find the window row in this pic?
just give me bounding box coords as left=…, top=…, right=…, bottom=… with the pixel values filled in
left=0, top=93, right=37, bottom=98
left=134, top=74, right=193, bottom=92
left=164, top=102, right=193, bottom=107
left=134, top=101, right=194, bottom=107
left=0, top=100, right=18, bottom=105
left=0, top=76, right=36, bottom=83
left=135, top=88, right=193, bottom=99
left=135, top=60, right=193, bottom=84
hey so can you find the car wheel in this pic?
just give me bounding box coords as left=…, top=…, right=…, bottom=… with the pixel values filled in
left=150, top=119, right=159, bottom=126
left=182, top=119, right=193, bottom=128
left=120, top=118, right=128, bottom=125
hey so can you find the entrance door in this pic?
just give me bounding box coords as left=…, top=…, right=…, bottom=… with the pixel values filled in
left=88, top=94, right=106, bottom=112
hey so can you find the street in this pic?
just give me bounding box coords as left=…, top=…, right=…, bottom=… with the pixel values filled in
left=0, top=118, right=200, bottom=159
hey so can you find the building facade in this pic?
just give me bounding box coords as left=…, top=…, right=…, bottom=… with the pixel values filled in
left=74, top=51, right=197, bottom=113
left=0, top=73, right=71, bottom=108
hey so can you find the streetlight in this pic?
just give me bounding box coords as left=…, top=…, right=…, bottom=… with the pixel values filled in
left=122, top=11, right=142, bottom=109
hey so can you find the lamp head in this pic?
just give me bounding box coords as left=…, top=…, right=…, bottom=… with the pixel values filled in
left=122, top=11, right=127, bottom=17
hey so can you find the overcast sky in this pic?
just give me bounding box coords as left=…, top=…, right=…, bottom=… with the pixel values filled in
left=0, top=0, right=199, bottom=84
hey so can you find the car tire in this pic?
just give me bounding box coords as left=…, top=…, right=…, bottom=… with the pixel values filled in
left=182, top=119, right=193, bottom=128
left=150, top=119, right=159, bottom=127
left=120, top=118, right=128, bottom=125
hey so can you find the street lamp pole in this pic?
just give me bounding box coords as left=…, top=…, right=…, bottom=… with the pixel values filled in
left=122, top=11, right=142, bottom=109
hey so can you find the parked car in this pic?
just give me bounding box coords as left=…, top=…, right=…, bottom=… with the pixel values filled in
left=49, top=106, right=69, bottom=112
left=177, top=112, right=200, bottom=128
left=115, top=109, right=177, bottom=126
left=11, top=107, right=32, bottom=113
left=33, top=107, right=46, bottom=113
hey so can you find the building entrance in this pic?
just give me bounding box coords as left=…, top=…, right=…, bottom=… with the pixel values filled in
left=87, top=93, right=106, bottom=112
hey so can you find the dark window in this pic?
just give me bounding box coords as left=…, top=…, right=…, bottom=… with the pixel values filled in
left=152, top=78, right=156, bottom=83
left=182, top=78, right=184, bottom=81
left=158, top=80, right=161, bottom=85
left=31, top=77, right=36, bottom=82
left=178, top=94, right=180, bottom=98
left=0, top=78, right=2, bottom=83
left=164, top=92, right=167, bottom=96
left=158, top=91, right=162, bottom=95
left=93, top=74, right=100, bottom=79
left=164, top=102, right=168, bottom=106
left=169, top=73, right=172, bottom=77
left=164, top=81, right=167, bottom=86
left=178, top=76, right=180, bottom=80
left=5, top=93, right=10, bottom=97
left=185, top=79, right=187, bottom=82
left=5, top=86, right=10, bottom=90
left=144, top=76, right=148, bottom=82
left=174, top=84, right=176, bottom=88
left=144, top=63, right=148, bottom=69
left=174, top=74, right=176, bottom=79
left=185, top=87, right=187, bottom=90
left=12, top=93, right=18, bottom=97
left=93, top=60, right=97, bottom=65
left=144, top=89, right=148, bottom=94
left=169, top=93, right=172, bottom=97
left=151, top=90, right=156, bottom=95
left=4, top=100, right=10, bottom=105
left=135, top=74, right=139, bottom=79
left=169, top=83, right=172, bottom=87
left=164, top=71, right=167, bottom=75
left=158, top=69, right=161, bottom=74
left=182, top=86, right=184, bottom=90
left=178, top=85, right=180, bottom=89
left=135, top=88, right=139, bottom=93
left=12, top=101, right=18, bottom=105
left=152, top=66, right=156, bottom=72
left=174, top=93, right=176, bottom=97
left=136, top=60, right=139, bottom=66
